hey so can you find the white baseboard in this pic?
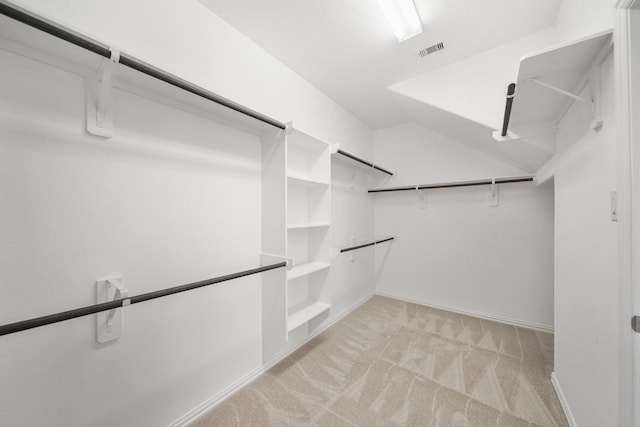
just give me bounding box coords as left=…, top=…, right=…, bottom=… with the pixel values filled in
left=168, top=365, right=263, bottom=427
left=170, top=291, right=375, bottom=426
left=375, top=290, right=554, bottom=333
left=551, top=372, right=577, bottom=427
left=261, top=291, right=375, bottom=371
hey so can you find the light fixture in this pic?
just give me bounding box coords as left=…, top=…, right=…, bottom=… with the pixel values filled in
left=377, top=0, right=423, bottom=43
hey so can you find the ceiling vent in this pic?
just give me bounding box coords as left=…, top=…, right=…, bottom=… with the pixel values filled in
left=417, top=42, right=444, bottom=59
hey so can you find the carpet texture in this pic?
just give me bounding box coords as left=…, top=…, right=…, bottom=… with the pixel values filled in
left=190, top=296, right=567, bottom=426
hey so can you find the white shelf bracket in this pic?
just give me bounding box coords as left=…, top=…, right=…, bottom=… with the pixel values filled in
left=260, top=253, right=294, bottom=268
left=96, top=277, right=128, bottom=343
left=280, top=121, right=294, bottom=137
left=416, top=186, right=427, bottom=209
left=589, top=64, right=603, bottom=132
left=87, top=48, right=120, bottom=138
left=527, top=78, right=590, bottom=103
left=527, top=74, right=603, bottom=133
left=488, top=178, right=499, bottom=207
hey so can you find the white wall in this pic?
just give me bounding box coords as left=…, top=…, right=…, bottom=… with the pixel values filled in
left=329, top=154, right=379, bottom=318
left=554, top=0, right=614, bottom=43
left=373, top=123, right=555, bottom=330
left=551, top=51, right=619, bottom=426
left=0, top=1, right=376, bottom=426
left=0, top=46, right=263, bottom=427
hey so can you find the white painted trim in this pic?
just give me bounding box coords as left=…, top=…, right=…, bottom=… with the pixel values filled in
left=170, top=291, right=375, bottom=426
left=613, top=5, right=636, bottom=427
left=167, top=365, right=263, bottom=427
left=551, top=372, right=578, bottom=427
left=375, top=290, right=554, bottom=333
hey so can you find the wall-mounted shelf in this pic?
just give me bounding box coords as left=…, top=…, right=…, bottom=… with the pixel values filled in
left=287, top=302, right=330, bottom=333
left=287, top=223, right=330, bottom=230
left=496, top=29, right=613, bottom=141
left=287, top=262, right=330, bottom=281
left=287, top=174, right=330, bottom=187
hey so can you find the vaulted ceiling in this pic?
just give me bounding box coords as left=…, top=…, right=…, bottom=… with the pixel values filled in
left=199, top=0, right=563, bottom=130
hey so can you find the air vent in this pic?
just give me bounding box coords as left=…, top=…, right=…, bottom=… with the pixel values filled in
left=417, top=42, right=445, bottom=59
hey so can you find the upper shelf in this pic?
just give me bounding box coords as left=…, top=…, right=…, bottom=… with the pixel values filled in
left=496, top=29, right=613, bottom=140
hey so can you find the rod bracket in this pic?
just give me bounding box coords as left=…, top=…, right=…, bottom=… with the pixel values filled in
left=87, top=48, right=120, bottom=138
left=260, top=253, right=294, bottom=269
left=488, top=178, right=499, bottom=207
left=96, top=277, right=127, bottom=343
left=416, top=185, right=427, bottom=209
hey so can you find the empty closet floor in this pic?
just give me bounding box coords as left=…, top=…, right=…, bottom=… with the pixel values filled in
left=190, top=295, right=567, bottom=426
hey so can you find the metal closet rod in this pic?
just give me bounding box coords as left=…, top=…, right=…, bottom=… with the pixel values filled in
left=368, top=175, right=535, bottom=193
left=501, top=82, right=517, bottom=137
left=0, top=2, right=287, bottom=131
left=340, top=237, right=395, bottom=253
left=0, top=261, right=287, bottom=337
left=336, top=148, right=394, bottom=176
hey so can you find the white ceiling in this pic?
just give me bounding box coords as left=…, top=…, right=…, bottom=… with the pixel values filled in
left=198, top=0, right=563, bottom=130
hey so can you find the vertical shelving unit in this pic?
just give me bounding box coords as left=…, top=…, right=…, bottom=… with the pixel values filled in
left=285, top=130, right=331, bottom=335
left=261, top=127, right=331, bottom=362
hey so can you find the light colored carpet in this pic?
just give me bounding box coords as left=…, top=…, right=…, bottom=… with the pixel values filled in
left=190, top=295, right=568, bottom=426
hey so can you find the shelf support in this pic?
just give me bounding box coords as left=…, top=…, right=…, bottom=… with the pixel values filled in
left=416, top=186, right=427, bottom=209
left=527, top=78, right=590, bottom=103
left=96, top=277, right=128, bottom=343
left=589, top=64, right=603, bottom=132
left=488, top=178, right=499, bottom=207
left=87, top=48, right=119, bottom=138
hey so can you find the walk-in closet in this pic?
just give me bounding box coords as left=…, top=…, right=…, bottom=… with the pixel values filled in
left=1, top=1, right=638, bottom=426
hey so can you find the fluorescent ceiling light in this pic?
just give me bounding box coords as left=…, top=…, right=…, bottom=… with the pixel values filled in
left=377, top=0, right=423, bottom=43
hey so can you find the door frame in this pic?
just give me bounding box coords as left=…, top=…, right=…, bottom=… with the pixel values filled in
left=613, top=1, right=638, bottom=426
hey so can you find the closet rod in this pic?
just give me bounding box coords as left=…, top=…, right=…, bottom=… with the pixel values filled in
left=501, top=83, right=517, bottom=136
left=340, top=237, right=395, bottom=253
left=336, top=148, right=394, bottom=176
left=0, top=2, right=287, bottom=131
left=368, top=175, right=534, bottom=193
left=0, top=261, right=287, bottom=337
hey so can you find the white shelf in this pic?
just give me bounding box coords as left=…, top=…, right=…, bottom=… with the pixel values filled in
left=287, top=262, right=330, bottom=280
left=287, top=173, right=329, bottom=187
left=499, top=29, right=612, bottom=139
left=287, top=223, right=330, bottom=230
left=287, top=302, right=330, bottom=333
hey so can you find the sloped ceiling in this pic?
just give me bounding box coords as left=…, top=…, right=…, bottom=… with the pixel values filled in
left=199, top=0, right=563, bottom=130
left=198, top=0, right=566, bottom=172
